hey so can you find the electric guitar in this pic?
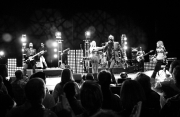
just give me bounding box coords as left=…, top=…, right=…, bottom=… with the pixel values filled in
left=24, top=50, right=47, bottom=63
left=136, top=50, right=154, bottom=62
left=63, top=48, right=70, bottom=54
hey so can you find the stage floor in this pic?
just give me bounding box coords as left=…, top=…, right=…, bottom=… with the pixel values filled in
left=46, top=70, right=154, bottom=91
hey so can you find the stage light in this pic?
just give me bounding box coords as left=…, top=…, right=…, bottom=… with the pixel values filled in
left=54, top=48, right=57, bottom=52
left=52, top=42, right=58, bottom=47
left=124, top=46, right=128, bottom=50
left=85, top=31, right=91, bottom=38
left=55, top=31, right=61, bottom=39
left=21, top=34, right=26, bottom=42
left=54, top=54, right=58, bottom=58
left=124, top=42, right=127, bottom=45
left=0, top=51, right=4, bottom=56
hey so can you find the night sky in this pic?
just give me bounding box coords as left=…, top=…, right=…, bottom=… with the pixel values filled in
left=0, top=0, right=180, bottom=65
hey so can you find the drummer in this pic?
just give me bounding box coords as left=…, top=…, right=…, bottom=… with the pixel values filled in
left=89, top=41, right=104, bottom=74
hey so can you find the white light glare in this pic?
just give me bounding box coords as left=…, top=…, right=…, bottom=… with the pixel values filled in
left=0, top=51, right=4, bottom=56
left=21, top=35, right=26, bottom=42
left=124, top=46, right=128, bottom=50
left=124, top=42, right=127, bottom=45
left=85, top=31, right=91, bottom=38
left=54, top=54, right=58, bottom=58
left=53, top=42, right=58, bottom=47
left=55, top=32, right=61, bottom=38
left=54, top=48, right=57, bottom=52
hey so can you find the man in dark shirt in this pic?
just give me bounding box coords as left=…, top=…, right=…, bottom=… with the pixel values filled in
left=23, top=42, right=36, bottom=76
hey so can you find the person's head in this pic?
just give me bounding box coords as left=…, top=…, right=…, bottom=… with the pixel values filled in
left=80, top=81, right=103, bottom=114
left=90, top=41, right=96, bottom=48
left=108, top=35, right=114, bottom=43
left=157, top=40, right=164, bottom=47
left=61, top=68, right=74, bottom=85
left=63, top=81, right=77, bottom=98
left=25, top=78, right=46, bottom=104
left=120, top=79, right=146, bottom=110
left=29, top=42, right=33, bottom=48
left=91, top=109, right=120, bottom=117
left=169, top=60, right=180, bottom=74
left=85, top=73, right=94, bottom=81
left=98, top=70, right=111, bottom=87
left=172, top=66, right=180, bottom=88
left=29, top=71, right=46, bottom=84
left=15, top=70, right=23, bottom=80
left=120, top=72, right=128, bottom=79
left=41, top=43, right=44, bottom=47
left=135, top=72, right=151, bottom=93
left=139, top=47, right=142, bottom=51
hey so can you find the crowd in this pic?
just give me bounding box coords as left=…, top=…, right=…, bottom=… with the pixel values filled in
left=1, top=60, right=180, bottom=117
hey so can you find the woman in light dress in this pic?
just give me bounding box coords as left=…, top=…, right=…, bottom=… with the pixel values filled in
left=89, top=41, right=104, bottom=74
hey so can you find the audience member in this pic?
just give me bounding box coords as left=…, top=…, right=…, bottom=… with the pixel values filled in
left=98, top=70, right=122, bottom=112
left=85, top=73, right=94, bottom=81
left=154, top=62, right=180, bottom=100
left=63, top=81, right=83, bottom=115
left=53, top=68, right=80, bottom=103
left=77, top=81, right=103, bottom=117
left=91, top=109, right=121, bottom=117
left=29, top=71, right=55, bottom=109
left=0, top=75, right=8, bottom=94
left=6, top=78, right=57, bottom=117
left=119, top=79, right=146, bottom=117
left=159, top=66, right=180, bottom=117
left=0, top=75, right=15, bottom=117
left=11, top=70, right=26, bottom=106
left=135, top=72, right=161, bottom=117
left=169, top=60, right=180, bottom=74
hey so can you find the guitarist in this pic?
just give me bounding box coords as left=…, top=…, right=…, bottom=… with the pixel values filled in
left=38, top=43, right=48, bottom=69
left=136, top=47, right=145, bottom=72
left=23, top=42, right=36, bottom=76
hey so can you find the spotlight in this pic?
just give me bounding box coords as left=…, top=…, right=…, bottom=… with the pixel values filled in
left=21, top=34, right=26, bottom=42
left=54, top=54, right=58, bottom=58
left=54, top=48, right=57, bottom=52
left=52, top=42, right=58, bottom=47
left=124, top=46, right=128, bottom=50
left=0, top=51, right=4, bottom=56
left=55, top=31, right=61, bottom=38
left=85, top=31, right=91, bottom=38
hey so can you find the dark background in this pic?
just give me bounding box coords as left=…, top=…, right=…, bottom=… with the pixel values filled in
left=0, top=0, right=180, bottom=66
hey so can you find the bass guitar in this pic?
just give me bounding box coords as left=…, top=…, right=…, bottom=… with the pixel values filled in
left=136, top=50, right=154, bottom=62
left=24, top=50, right=47, bottom=63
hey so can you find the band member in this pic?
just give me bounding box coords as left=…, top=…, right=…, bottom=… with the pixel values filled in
left=136, top=47, right=145, bottom=72
left=89, top=41, right=104, bottom=74
left=104, top=35, right=123, bottom=84
left=151, top=40, right=168, bottom=79
left=23, top=42, right=36, bottom=76
left=62, top=48, right=70, bottom=67
left=38, top=43, right=48, bottom=69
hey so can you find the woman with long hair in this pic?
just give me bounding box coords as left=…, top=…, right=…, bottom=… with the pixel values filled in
left=89, top=41, right=104, bottom=80
left=151, top=41, right=168, bottom=79
left=52, top=68, right=80, bottom=103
